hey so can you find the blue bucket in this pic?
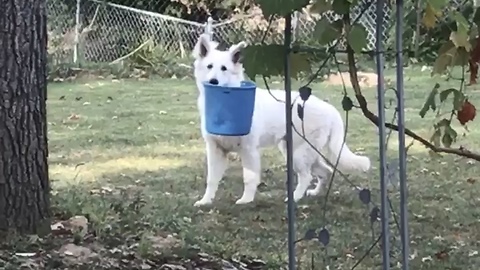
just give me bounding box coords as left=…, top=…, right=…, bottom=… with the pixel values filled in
left=203, top=81, right=257, bottom=136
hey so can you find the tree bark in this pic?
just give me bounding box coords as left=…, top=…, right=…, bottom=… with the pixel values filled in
left=0, top=0, right=50, bottom=234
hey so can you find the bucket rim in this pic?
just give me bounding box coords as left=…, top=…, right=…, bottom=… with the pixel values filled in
left=202, top=80, right=256, bottom=90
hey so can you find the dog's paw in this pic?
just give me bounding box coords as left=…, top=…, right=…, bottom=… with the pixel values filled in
left=193, top=199, right=213, bottom=207
left=235, top=197, right=254, bottom=205
left=306, top=189, right=320, bottom=197
left=284, top=193, right=305, bottom=203
left=284, top=197, right=300, bottom=203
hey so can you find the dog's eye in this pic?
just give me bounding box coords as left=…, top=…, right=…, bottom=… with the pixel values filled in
left=207, top=64, right=213, bottom=69
left=221, top=66, right=227, bottom=71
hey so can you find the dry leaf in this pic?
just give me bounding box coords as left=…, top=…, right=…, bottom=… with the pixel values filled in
left=68, top=113, right=80, bottom=120
left=467, top=178, right=476, bottom=184
left=435, top=250, right=449, bottom=260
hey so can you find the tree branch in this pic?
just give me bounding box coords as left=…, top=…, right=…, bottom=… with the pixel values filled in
left=342, top=18, right=480, bottom=162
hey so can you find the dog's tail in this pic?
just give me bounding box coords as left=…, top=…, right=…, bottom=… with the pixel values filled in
left=326, top=117, right=371, bottom=172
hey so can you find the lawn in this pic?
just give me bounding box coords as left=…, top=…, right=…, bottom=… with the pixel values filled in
left=5, top=66, right=480, bottom=269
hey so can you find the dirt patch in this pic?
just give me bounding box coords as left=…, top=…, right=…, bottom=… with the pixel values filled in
left=324, top=71, right=379, bottom=88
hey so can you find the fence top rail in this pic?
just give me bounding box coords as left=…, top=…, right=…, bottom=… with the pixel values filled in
left=89, top=0, right=205, bottom=27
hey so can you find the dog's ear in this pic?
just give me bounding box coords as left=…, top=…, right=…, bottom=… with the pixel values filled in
left=193, top=34, right=212, bottom=59
left=229, top=41, right=248, bottom=64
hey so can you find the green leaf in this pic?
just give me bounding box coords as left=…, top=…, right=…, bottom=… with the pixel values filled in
left=442, top=125, right=457, bottom=147
left=422, top=3, right=439, bottom=29
left=435, top=118, right=451, bottom=128
left=450, top=31, right=471, bottom=51
left=426, top=0, right=448, bottom=11
left=254, top=0, right=310, bottom=17
left=314, top=17, right=342, bottom=45
left=290, top=54, right=311, bottom=78
left=450, top=11, right=472, bottom=51
left=473, top=7, right=480, bottom=30
left=439, top=88, right=459, bottom=102
left=332, top=0, right=350, bottom=15
left=348, top=24, right=368, bottom=53
left=432, top=42, right=470, bottom=76
left=438, top=88, right=465, bottom=110
left=452, top=11, right=469, bottom=34
left=309, top=0, right=332, bottom=14
left=429, top=128, right=442, bottom=147
left=437, top=40, right=456, bottom=56
left=419, top=83, right=440, bottom=118
left=453, top=47, right=470, bottom=66
left=422, top=0, right=448, bottom=28
left=243, top=45, right=311, bottom=80
left=341, top=96, right=354, bottom=111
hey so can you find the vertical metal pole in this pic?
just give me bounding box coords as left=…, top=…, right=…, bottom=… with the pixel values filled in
left=205, top=17, right=214, bottom=41
left=396, top=0, right=410, bottom=268
left=375, top=0, right=390, bottom=269
left=284, top=13, right=296, bottom=270
left=73, top=0, right=81, bottom=63
left=291, top=11, right=299, bottom=43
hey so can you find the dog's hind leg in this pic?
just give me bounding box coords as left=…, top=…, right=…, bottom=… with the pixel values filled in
left=236, top=148, right=262, bottom=204
left=194, top=141, right=229, bottom=207
left=284, top=143, right=316, bottom=203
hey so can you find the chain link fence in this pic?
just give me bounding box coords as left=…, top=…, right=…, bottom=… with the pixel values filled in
left=47, top=0, right=463, bottom=66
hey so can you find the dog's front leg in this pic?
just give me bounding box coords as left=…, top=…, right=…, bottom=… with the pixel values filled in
left=194, top=141, right=228, bottom=207
left=236, top=148, right=261, bottom=204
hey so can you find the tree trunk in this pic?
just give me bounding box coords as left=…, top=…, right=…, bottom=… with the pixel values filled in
left=0, top=0, right=50, bottom=234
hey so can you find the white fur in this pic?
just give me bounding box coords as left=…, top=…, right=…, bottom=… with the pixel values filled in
left=192, top=34, right=371, bottom=206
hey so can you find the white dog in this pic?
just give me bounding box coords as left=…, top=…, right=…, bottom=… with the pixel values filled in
left=192, top=34, right=370, bottom=206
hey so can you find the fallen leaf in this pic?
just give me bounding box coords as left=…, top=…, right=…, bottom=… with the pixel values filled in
left=68, top=114, right=80, bottom=120
left=467, top=178, right=476, bottom=184
left=435, top=249, right=449, bottom=260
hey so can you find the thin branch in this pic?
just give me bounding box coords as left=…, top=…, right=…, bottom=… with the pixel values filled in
left=109, top=38, right=152, bottom=65
left=342, top=17, right=480, bottom=162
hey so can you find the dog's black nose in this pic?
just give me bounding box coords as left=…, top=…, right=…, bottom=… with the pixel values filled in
left=209, top=78, right=219, bottom=85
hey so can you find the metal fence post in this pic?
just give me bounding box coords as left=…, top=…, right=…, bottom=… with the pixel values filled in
left=283, top=12, right=296, bottom=270
left=204, top=17, right=214, bottom=40
left=375, top=0, right=391, bottom=268
left=73, top=0, right=81, bottom=63
left=396, top=0, right=410, bottom=269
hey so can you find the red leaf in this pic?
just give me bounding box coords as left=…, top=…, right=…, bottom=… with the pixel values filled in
left=457, top=99, right=476, bottom=125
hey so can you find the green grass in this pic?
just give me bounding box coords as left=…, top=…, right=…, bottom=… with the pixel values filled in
left=11, top=66, right=480, bottom=269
